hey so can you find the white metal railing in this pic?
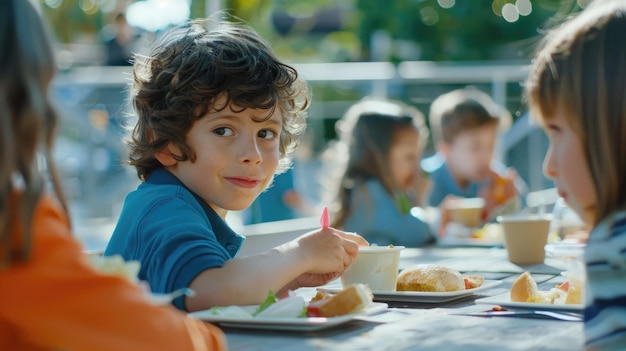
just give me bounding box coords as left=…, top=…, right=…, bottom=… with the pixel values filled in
left=53, top=61, right=531, bottom=107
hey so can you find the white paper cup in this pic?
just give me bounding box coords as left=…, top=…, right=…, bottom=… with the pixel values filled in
left=341, top=246, right=404, bottom=291
left=497, top=214, right=552, bottom=265
left=447, top=197, right=485, bottom=228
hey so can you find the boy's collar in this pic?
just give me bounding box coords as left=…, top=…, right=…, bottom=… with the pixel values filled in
left=146, top=168, right=182, bottom=186
left=146, top=169, right=227, bottom=221
left=146, top=168, right=245, bottom=255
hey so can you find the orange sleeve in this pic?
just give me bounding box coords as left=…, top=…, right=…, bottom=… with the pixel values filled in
left=0, top=195, right=226, bottom=351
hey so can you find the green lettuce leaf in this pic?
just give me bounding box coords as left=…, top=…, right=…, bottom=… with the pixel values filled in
left=253, top=290, right=278, bottom=316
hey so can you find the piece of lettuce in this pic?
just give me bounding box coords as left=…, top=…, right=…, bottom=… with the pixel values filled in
left=253, top=290, right=278, bottom=316
left=255, top=295, right=306, bottom=318
left=210, top=305, right=253, bottom=318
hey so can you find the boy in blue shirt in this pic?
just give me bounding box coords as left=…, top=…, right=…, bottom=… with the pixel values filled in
left=423, top=87, right=520, bottom=227
left=105, top=17, right=367, bottom=312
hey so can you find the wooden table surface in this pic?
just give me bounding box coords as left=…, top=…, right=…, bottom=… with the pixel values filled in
left=220, top=247, right=584, bottom=351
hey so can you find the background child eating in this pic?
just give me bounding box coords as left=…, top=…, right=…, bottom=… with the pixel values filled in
left=323, top=97, right=433, bottom=247
left=423, top=87, right=521, bottom=233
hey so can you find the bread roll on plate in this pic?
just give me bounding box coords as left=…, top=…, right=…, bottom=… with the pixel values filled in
left=396, top=264, right=465, bottom=292
left=510, top=271, right=544, bottom=303
left=510, top=271, right=578, bottom=304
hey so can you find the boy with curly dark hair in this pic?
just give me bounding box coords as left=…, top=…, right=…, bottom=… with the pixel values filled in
left=105, top=16, right=367, bottom=312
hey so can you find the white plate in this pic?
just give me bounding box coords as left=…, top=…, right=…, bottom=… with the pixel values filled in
left=475, top=293, right=584, bottom=312
left=544, top=243, right=586, bottom=259
left=189, top=302, right=388, bottom=331
left=318, top=280, right=502, bottom=303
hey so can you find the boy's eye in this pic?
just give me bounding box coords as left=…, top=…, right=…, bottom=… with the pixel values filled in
left=258, top=129, right=277, bottom=140
left=214, top=127, right=234, bottom=136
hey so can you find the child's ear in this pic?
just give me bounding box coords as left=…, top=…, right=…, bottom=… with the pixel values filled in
left=154, top=142, right=179, bottom=167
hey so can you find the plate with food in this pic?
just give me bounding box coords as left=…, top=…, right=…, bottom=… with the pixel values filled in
left=319, top=265, right=502, bottom=303
left=475, top=272, right=584, bottom=312
left=438, top=223, right=504, bottom=247
left=475, top=293, right=584, bottom=312
left=189, top=284, right=387, bottom=331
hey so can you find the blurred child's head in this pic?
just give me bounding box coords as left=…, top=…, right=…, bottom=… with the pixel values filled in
left=526, top=1, right=626, bottom=225
left=1, top=0, right=66, bottom=263
left=128, top=16, right=309, bottom=182
left=330, top=98, right=428, bottom=225
left=337, top=97, right=429, bottom=191
left=429, top=87, right=510, bottom=183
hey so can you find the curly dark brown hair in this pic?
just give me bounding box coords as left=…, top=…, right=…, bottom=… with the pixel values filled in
left=128, top=16, right=309, bottom=181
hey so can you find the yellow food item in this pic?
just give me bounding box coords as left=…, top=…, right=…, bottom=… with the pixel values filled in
left=493, top=176, right=507, bottom=205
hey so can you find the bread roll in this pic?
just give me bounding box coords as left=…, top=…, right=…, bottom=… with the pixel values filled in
left=314, top=284, right=373, bottom=317
left=396, top=264, right=465, bottom=292
left=510, top=272, right=540, bottom=302
left=510, top=272, right=561, bottom=304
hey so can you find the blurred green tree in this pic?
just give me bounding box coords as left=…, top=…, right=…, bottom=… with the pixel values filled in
left=40, top=0, right=585, bottom=62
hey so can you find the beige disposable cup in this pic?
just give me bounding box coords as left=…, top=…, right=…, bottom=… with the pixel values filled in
left=447, top=197, right=485, bottom=228
left=341, top=246, right=404, bottom=291
left=497, top=214, right=552, bottom=265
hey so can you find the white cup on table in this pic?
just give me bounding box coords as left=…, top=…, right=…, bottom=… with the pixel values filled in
left=340, top=245, right=404, bottom=291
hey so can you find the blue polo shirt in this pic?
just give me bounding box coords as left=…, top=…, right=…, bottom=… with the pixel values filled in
left=342, top=179, right=432, bottom=247
left=242, top=167, right=297, bottom=224
left=104, top=168, right=244, bottom=310
left=424, top=154, right=482, bottom=207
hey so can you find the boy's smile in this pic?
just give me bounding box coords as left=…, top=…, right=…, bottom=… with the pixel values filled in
left=224, top=176, right=262, bottom=189
left=156, top=96, right=283, bottom=218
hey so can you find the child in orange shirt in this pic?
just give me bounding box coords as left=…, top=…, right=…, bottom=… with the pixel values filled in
left=0, top=1, right=225, bottom=350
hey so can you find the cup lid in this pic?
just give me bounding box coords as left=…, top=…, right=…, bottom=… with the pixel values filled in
left=358, top=245, right=405, bottom=252
left=497, top=213, right=553, bottom=223
left=545, top=242, right=585, bottom=259
left=446, top=197, right=485, bottom=209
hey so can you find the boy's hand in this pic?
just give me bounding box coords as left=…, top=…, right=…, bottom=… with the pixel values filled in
left=438, top=195, right=463, bottom=237
left=293, top=271, right=342, bottom=288
left=479, top=168, right=518, bottom=219
left=293, top=228, right=368, bottom=287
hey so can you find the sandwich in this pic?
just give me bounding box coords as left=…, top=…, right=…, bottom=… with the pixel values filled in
left=308, top=284, right=373, bottom=317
